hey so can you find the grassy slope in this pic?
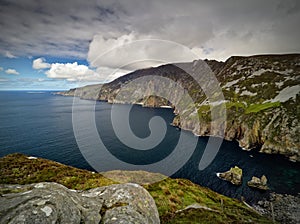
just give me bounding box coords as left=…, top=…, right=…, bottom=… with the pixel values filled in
left=0, top=153, right=273, bottom=223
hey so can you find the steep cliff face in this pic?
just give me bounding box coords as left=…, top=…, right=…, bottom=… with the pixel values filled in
left=203, top=55, right=299, bottom=161
left=59, top=54, right=300, bottom=161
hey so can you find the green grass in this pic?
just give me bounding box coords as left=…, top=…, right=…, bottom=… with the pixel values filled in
left=144, top=178, right=272, bottom=223
left=0, top=153, right=116, bottom=190
left=245, top=102, right=281, bottom=114
left=0, top=153, right=274, bottom=223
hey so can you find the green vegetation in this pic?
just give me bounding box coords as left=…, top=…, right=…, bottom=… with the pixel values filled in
left=0, top=153, right=116, bottom=190
left=230, top=166, right=243, bottom=176
left=144, top=178, right=272, bottom=223
left=186, top=101, right=281, bottom=123
left=0, top=154, right=273, bottom=223
left=245, top=102, right=281, bottom=114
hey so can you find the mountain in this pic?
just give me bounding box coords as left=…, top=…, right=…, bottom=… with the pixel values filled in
left=57, top=54, right=300, bottom=162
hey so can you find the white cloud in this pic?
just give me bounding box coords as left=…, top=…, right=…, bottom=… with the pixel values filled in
left=95, top=66, right=129, bottom=82
left=0, top=67, right=3, bottom=71
left=45, top=62, right=114, bottom=82
left=4, top=51, right=17, bottom=58
left=32, top=58, right=51, bottom=69
left=5, top=69, right=19, bottom=75
left=88, top=33, right=199, bottom=71
left=37, top=58, right=129, bottom=83
left=0, top=78, right=8, bottom=82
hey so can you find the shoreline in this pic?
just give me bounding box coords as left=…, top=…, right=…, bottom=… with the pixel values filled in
left=55, top=92, right=299, bottom=164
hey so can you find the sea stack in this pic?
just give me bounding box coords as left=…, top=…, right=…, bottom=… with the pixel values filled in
left=217, top=166, right=243, bottom=185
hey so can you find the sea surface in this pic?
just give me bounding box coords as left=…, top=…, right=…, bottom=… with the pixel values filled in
left=0, top=91, right=299, bottom=203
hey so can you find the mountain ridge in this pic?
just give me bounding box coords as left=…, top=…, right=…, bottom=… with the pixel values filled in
left=57, top=54, right=300, bottom=162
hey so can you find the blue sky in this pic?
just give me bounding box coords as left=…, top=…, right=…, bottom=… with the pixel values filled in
left=0, top=0, right=299, bottom=90
left=0, top=55, right=96, bottom=90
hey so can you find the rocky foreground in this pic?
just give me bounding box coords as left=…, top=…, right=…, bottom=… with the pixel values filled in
left=1, top=153, right=276, bottom=223
left=57, top=54, right=300, bottom=162
left=0, top=182, right=159, bottom=223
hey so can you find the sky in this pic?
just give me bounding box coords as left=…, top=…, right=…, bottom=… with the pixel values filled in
left=0, top=0, right=299, bottom=90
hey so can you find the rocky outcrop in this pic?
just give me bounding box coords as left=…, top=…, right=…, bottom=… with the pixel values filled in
left=247, top=175, right=269, bottom=190
left=57, top=54, right=300, bottom=162
left=175, top=203, right=219, bottom=214
left=255, top=193, right=300, bottom=224
left=0, top=182, right=160, bottom=224
left=217, top=166, right=243, bottom=185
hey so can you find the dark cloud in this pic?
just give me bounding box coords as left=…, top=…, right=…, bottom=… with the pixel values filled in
left=0, top=0, right=299, bottom=61
left=0, top=0, right=123, bottom=58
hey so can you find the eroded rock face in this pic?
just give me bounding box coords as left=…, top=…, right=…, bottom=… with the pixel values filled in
left=217, top=166, right=243, bottom=185
left=0, top=182, right=160, bottom=224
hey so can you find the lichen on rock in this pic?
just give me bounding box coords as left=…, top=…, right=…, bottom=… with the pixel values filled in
left=0, top=182, right=160, bottom=224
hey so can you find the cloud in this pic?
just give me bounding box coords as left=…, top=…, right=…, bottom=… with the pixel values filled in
left=4, top=51, right=17, bottom=58
left=32, top=56, right=129, bottom=82
left=85, top=0, right=300, bottom=78
left=0, top=67, right=3, bottom=71
left=45, top=62, right=99, bottom=81
left=0, top=0, right=298, bottom=62
left=88, top=33, right=199, bottom=71
left=32, top=58, right=51, bottom=69
left=0, top=0, right=121, bottom=58
left=5, top=69, right=19, bottom=75
left=0, top=78, right=8, bottom=82
left=95, top=66, right=129, bottom=82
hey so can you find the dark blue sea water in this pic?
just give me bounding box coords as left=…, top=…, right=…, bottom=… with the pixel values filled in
left=0, top=91, right=299, bottom=203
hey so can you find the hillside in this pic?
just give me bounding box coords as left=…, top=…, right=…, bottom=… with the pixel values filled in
left=57, top=54, right=300, bottom=161
left=0, top=153, right=273, bottom=223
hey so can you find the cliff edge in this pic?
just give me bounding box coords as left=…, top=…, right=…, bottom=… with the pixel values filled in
left=57, top=54, right=300, bottom=161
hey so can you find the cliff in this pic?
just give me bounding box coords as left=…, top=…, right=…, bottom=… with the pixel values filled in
left=58, top=54, right=300, bottom=162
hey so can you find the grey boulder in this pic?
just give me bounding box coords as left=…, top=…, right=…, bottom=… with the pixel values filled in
left=0, top=182, right=160, bottom=224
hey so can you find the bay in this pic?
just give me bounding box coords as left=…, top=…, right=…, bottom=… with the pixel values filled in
left=0, top=91, right=299, bottom=203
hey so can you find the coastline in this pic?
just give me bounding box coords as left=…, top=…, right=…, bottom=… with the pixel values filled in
left=55, top=91, right=299, bottom=163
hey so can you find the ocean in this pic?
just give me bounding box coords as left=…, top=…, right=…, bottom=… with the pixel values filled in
left=0, top=91, right=299, bottom=203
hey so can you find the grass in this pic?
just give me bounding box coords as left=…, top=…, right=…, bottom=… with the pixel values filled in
left=245, top=102, right=281, bottom=114
left=0, top=153, right=116, bottom=190
left=0, top=153, right=274, bottom=223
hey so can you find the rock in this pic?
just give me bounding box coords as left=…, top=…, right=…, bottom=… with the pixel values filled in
left=217, top=166, right=243, bottom=185
left=0, top=182, right=160, bottom=224
left=261, top=175, right=267, bottom=185
left=175, top=203, right=219, bottom=214
left=254, top=193, right=300, bottom=224
left=247, top=175, right=269, bottom=190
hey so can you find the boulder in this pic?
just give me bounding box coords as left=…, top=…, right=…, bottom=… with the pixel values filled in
left=0, top=182, right=160, bottom=224
left=255, top=193, right=300, bottom=224
left=247, top=175, right=269, bottom=190
left=217, top=166, right=243, bottom=185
